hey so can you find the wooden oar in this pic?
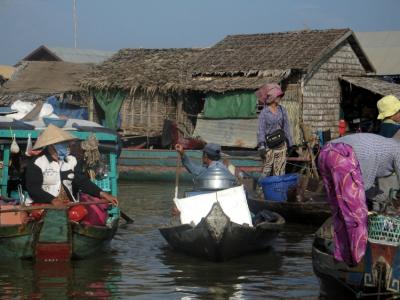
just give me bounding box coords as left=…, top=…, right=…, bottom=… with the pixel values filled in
left=174, top=153, right=181, bottom=200
left=120, top=211, right=134, bottom=224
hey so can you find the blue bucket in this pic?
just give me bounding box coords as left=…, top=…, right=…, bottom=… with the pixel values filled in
left=258, top=173, right=299, bottom=202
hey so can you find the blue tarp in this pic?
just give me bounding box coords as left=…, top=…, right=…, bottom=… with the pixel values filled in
left=46, top=96, right=88, bottom=120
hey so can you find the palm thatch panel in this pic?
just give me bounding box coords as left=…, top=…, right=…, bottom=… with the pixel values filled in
left=81, top=48, right=204, bottom=93
left=189, top=69, right=291, bottom=93
left=280, top=84, right=302, bottom=144
left=119, top=91, right=199, bottom=137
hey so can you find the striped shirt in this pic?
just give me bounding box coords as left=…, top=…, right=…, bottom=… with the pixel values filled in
left=331, top=133, right=400, bottom=190
left=257, top=104, right=293, bottom=147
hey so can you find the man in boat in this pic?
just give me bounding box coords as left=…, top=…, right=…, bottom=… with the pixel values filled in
left=176, top=142, right=239, bottom=190
left=175, top=143, right=232, bottom=177
left=25, top=124, right=117, bottom=208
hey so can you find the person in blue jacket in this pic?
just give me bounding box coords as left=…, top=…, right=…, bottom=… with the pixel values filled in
left=175, top=143, right=229, bottom=177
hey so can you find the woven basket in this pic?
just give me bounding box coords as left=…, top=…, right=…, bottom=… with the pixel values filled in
left=368, top=214, right=400, bottom=246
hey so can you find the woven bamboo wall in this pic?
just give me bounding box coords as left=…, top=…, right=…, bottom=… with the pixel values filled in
left=280, top=83, right=301, bottom=144
left=120, top=91, right=196, bottom=137
left=302, top=42, right=367, bottom=137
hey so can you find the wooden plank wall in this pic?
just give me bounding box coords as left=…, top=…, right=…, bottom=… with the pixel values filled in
left=302, top=42, right=367, bottom=137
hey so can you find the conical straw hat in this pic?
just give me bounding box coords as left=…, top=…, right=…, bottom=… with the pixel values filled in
left=33, top=124, right=77, bottom=150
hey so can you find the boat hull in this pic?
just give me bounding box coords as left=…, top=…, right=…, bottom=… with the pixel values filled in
left=312, top=218, right=400, bottom=298
left=119, top=149, right=262, bottom=182
left=247, top=195, right=330, bottom=226
left=0, top=209, right=119, bottom=260
left=159, top=202, right=284, bottom=261
left=71, top=221, right=119, bottom=258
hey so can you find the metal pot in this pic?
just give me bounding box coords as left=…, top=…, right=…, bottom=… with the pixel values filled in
left=194, top=163, right=238, bottom=191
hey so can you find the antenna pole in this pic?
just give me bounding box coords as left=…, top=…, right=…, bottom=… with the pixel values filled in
left=73, top=0, right=77, bottom=48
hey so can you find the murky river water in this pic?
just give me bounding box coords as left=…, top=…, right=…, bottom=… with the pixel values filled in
left=0, top=182, right=322, bottom=299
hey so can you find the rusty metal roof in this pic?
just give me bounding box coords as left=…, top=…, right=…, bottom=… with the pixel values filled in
left=193, top=117, right=258, bottom=148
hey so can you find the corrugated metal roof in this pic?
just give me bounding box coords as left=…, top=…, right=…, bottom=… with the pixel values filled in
left=355, top=31, right=400, bottom=75
left=193, top=117, right=258, bottom=148
left=48, top=47, right=115, bottom=64
left=341, top=76, right=400, bottom=98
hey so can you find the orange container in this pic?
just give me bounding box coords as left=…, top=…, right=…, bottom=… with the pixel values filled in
left=0, top=205, right=27, bottom=225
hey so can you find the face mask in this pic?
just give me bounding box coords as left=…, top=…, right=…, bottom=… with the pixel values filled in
left=53, top=143, right=70, bottom=160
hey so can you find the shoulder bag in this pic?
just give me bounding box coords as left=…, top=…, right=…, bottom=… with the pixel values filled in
left=265, top=106, right=286, bottom=149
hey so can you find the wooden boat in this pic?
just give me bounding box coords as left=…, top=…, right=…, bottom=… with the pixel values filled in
left=118, top=148, right=310, bottom=182
left=247, top=190, right=330, bottom=227
left=312, top=216, right=400, bottom=298
left=118, top=149, right=263, bottom=182
left=0, top=206, right=119, bottom=261
left=0, top=123, right=121, bottom=261
left=159, top=201, right=285, bottom=261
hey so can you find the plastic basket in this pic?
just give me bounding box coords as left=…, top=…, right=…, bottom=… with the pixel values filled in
left=368, top=214, right=400, bottom=246
left=93, top=178, right=111, bottom=192
left=258, top=173, right=298, bottom=202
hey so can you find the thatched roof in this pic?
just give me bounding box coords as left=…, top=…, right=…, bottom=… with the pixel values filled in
left=0, top=65, right=16, bottom=79
left=190, top=69, right=292, bottom=93
left=341, top=76, right=400, bottom=99
left=0, top=61, right=93, bottom=94
left=81, top=48, right=204, bottom=93
left=193, top=28, right=374, bottom=76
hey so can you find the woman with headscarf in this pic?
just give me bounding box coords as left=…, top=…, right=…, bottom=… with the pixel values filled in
left=256, top=83, right=293, bottom=177
left=25, top=124, right=117, bottom=207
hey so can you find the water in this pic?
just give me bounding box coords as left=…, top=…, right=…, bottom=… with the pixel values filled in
left=0, top=182, right=321, bottom=299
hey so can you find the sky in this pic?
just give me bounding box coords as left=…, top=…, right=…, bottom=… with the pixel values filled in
left=0, top=0, right=400, bottom=65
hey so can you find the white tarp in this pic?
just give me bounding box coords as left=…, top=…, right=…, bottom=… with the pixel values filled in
left=174, top=185, right=253, bottom=227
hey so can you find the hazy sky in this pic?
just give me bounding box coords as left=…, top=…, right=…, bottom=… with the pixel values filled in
left=1, top=0, right=399, bottom=65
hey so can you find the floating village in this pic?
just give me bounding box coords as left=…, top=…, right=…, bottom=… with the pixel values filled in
left=0, top=27, right=400, bottom=299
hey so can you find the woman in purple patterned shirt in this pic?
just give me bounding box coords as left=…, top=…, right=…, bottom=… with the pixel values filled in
left=256, top=83, right=293, bottom=177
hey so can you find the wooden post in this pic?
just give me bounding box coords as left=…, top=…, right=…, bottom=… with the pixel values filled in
left=300, top=123, right=319, bottom=180
left=88, top=95, right=94, bottom=122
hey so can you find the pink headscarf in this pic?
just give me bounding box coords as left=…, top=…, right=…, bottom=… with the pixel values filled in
left=255, top=83, right=284, bottom=104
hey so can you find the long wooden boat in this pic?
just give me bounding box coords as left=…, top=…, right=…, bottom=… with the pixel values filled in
left=247, top=191, right=330, bottom=227
left=159, top=202, right=285, bottom=261
left=119, top=148, right=309, bottom=182
left=119, top=149, right=263, bottom=182
left=0, top=122, right=121, bottom=261
left=312, top=216, right=400, bottom=298
left=0, top=206, right=119, bottom=261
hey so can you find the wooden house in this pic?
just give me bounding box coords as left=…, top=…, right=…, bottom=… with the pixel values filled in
left=189, top=28, right=375, bottom=142
left=81, top=48, right=205, bottom=138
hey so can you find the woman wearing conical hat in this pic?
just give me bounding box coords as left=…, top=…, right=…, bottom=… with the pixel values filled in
left=377, top=95, right=400, bottom=138
left=25, top=124, right=117, bottom=207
